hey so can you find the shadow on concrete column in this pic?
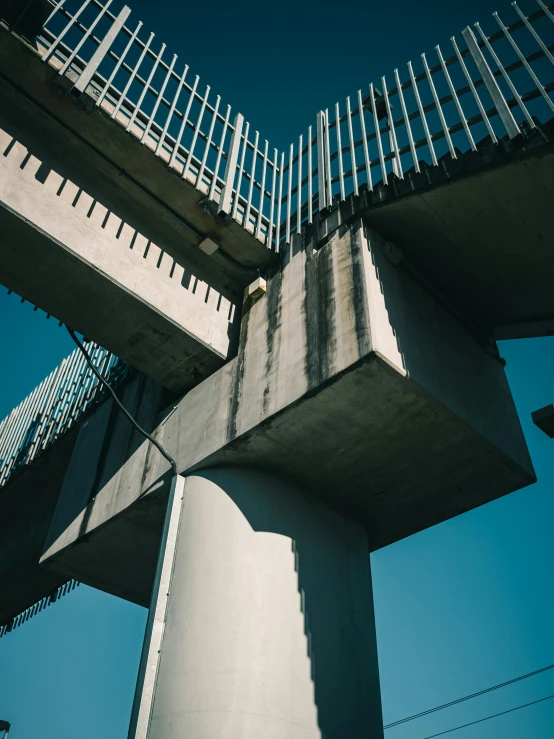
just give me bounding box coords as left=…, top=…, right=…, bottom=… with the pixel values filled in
left=148, top=466, right=384, bottom=739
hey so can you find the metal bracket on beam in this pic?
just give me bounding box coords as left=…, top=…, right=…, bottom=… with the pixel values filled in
left=72, top=5, right=131, bottom=97
left=461, top=26, right=520, bottom=140
left=218, top=113, right=244, bottom=217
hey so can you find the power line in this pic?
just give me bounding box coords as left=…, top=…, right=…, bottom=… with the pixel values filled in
left=421, top=693, right=554, bottom=739
left=384, top=662, right=554, bottom=729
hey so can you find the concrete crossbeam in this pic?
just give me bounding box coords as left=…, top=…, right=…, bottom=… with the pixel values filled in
left=39, top=218, right=534, bottom=609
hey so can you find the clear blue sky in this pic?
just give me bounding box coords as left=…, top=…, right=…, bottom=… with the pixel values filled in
left=1, top=0, right=554, bottom=737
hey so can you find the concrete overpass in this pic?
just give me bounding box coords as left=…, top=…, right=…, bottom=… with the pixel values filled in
left=1, top=0, right=553, bottom=737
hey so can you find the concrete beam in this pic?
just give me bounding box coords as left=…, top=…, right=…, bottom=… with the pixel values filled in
left=0, top=25, right=274, bottom=274
left=39, top=219, right=535, bottom=612
left=0, top=118, right=240, bottom=393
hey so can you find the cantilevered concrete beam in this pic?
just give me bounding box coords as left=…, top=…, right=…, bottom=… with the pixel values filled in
left=0, top=121, right=240, bottom=393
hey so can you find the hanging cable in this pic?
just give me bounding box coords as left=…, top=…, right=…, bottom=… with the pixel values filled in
left=66, top=327, right=177, bottom=476
left=385, top=661, right=554, bottom=728
left=421, top=693, right=554, bottom=739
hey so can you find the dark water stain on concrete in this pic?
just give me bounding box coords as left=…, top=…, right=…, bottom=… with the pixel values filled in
left=263, top=267, right=283, bottom=414
left=226, top=296, right=251, bottom=441
left=350, top=222, right=372, bottom=358
left=304, top=243, right=336, bottom=391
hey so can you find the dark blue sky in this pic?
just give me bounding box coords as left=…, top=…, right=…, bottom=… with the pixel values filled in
left=1, top=0, right=554, bottom=737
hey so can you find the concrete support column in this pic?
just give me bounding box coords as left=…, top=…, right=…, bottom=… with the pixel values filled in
left=146, top=466, right=384, bottom=739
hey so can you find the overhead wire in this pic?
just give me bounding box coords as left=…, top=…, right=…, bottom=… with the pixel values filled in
left=384, top=662, right=554, bottom=728
left=66, top=326, right=177, bottom=476
left=421, top=693, right=554, bottom=739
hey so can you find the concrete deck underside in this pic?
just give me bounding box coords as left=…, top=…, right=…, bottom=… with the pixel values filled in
left=0, top=427, right=77, bottom=622
left=363, top=138, right=554, bottom=338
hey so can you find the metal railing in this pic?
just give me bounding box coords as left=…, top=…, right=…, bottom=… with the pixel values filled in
left=5, top=0, right=553, bottom=252
left=0, top=338, right=129, bottom=489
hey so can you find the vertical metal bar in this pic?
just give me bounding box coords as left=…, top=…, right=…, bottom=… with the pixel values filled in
left=451, top=35, right=498, bottom=143
left=492, top=13, right=554, bottom=115
left=436, top=45, right=476, bottom=151
left=155, top=62, right=188, bottom=156
left=514, top=2, right=554, bottom=66
left=286, top=142, right=293, bottom=244
left=474, top=21, right=536, bottom=126
left=96, top=20, right=143, bottom=107
left=324, top=109, right=333, bottom=205
left=59, top=0, right=114, bottom=76
left=335, top=102, right=345, bottom=200
left=381, top=75, right=404, bottom=175
left=183, top=85, right=210, bottom=181
left=537, top=0, right=554, bottom=23
left=316, top=111, right=327, bottom=210
left=43, top=0, right=93, bottom=62
left=394, top=69, right=420, bottom=171
left=296, top=134, right=302, bottom=234
left=307, top=125, right=313, bottom=223
left=126, top=42, right=166, bottom=133
left=231, top=121, right=250, bottom=220
left=421, top=53, right=456, bottom=158
left=244, top=130, right=259, bottom=229
left=168, top=74, right=199, bottom=168
left=268, top=148, right=278, bottom=247
left=357, top=89, right=373, bottom=188
left=197, top=95, right=221, bottom=189
left=462, top=26, right=521, bottom=138
left=275, top=151, right=285, bottom=250
left=209, top=104, right=231, bottom=201
left=408, top=62, right=438, bottom=167
left=112, top=31, right=154, bottom=120
left=218, top=112, right=244, bottom=216
left=74, top=4, right=131, bottom=94
left=370, top=83, right=389, bottom=183
left=256, top=139, right=269, bottom=239
left=346, top=97, right=358, bottom=196
left=141, top=53, right=177, bottom=144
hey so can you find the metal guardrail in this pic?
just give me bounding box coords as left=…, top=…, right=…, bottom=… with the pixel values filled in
left=2, top=0, right=553, bottom=251
left=6, top=0, right=551, bottom=252
left=0, top=334, right=129, bottom=489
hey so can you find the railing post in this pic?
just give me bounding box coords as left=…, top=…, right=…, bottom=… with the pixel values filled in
left=72, top=5, right=131, bottom=96
left=316, top=111, right=327, bottom=210
left=461, top=26, right=520, bottom=140
left=218, top=113, right=244, bottom=216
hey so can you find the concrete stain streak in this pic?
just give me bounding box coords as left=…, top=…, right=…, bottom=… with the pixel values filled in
left=263, top=268, right=283, bottom=414
left=227, top=300, right=250, bottom=441
left=350, top=223, right=371, bottom=358
left=304, top=244, right=336, bottom=390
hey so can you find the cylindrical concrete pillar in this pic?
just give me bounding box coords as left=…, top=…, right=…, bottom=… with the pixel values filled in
left=148, top=467, right=383, bottom=739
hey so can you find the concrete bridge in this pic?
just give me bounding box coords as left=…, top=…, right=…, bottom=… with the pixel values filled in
left=0, top=0, right=553, bottom=737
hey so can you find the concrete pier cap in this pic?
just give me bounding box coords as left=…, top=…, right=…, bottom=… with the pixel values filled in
left=40, top=214, right=535, bottom=609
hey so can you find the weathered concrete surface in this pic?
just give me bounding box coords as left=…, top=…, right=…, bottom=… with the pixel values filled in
left=40, top=374, right=168, bottom=606
left=355, top=127, right=554, bottom=340
left=0, top=24, right=273, bottom=275
left=0, top=426, right=78, bottom=623
left=39, top=219, right=535, bottom=611
left=148, top=467, right=383, bottom=739
left=0, top=118, right=240, bottom=393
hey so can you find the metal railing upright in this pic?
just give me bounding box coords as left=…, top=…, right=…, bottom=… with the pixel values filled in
left=4, top=0, right=553, bottom=252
